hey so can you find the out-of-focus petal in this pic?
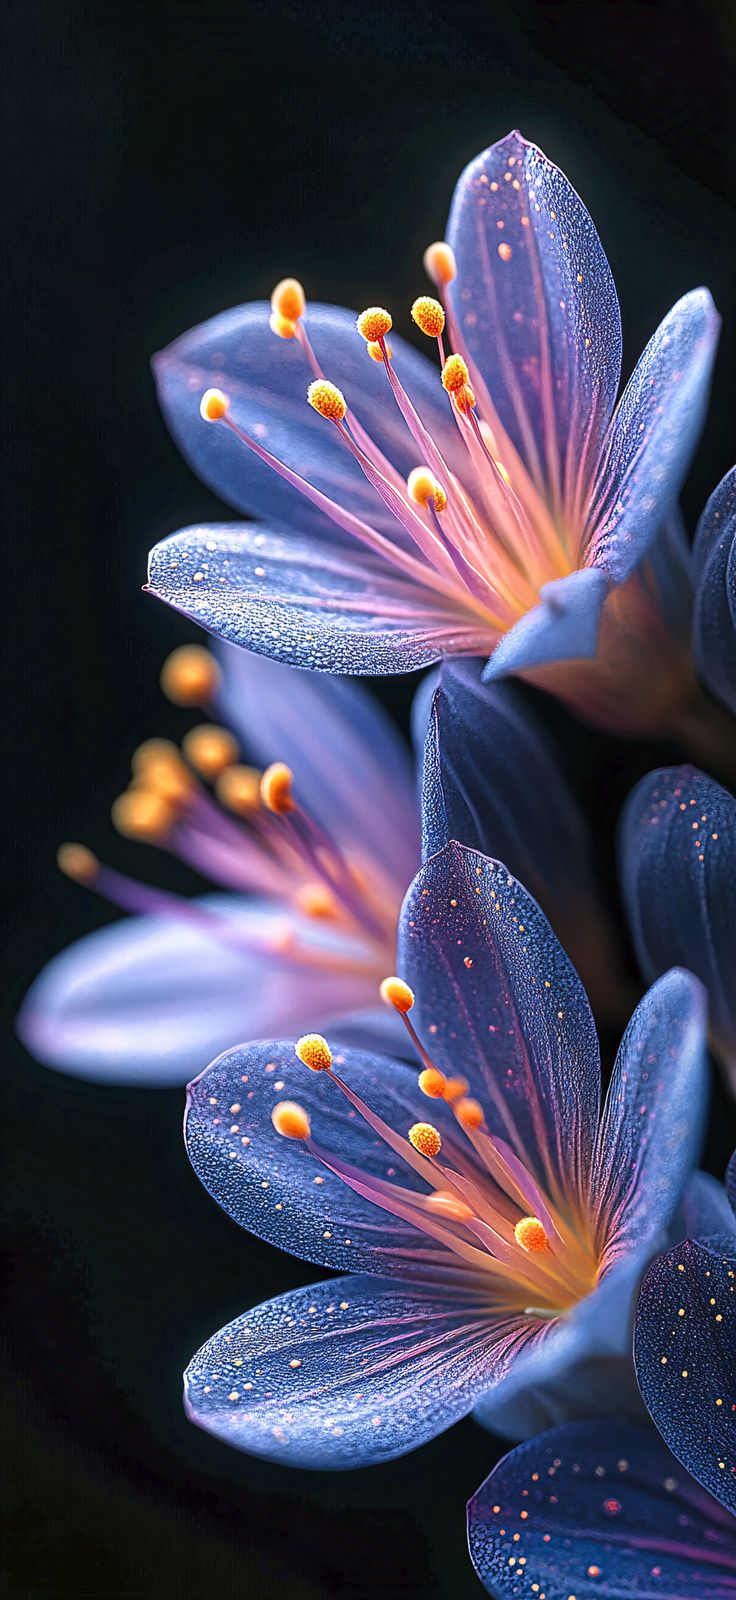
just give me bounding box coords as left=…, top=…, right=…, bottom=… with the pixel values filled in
left=16, top=896, right=368, bottom=1087
left=468, top=1420, right=736, bottom=1600
left=398, top=843, right=601, bottom=1209
left=682, top=1171, right=736, bottom=1240
left=146, top=522, right=487, bottom=675
left=728, top=1151, right=736, bottom=1216
left=184, top=1274, right=513, bottom=1469
left=185, top=1037, right=462, bottom=1278
left=482, top=569, right=609, bottom=680
left=419, top=660, right=627, bottom=1015
left=213, top=642, right=419, bottom=886
left=446, top=129, right=622, bottom=519
left=591, top=969, right=708, bottom=1273
left=153, top=302, right=464, bottom=540
left=635, top=1237, right=736, bottom=1515
left=587, top=289, right=720, bottom=582
left=619, top=764, right=736, bottom=1066
left=693, top=465, right=736, bottom=714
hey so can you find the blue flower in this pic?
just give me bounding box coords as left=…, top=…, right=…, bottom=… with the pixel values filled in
left=467, top=1419, right=736, bottom=1598
left=17, top=643, right=418, bottom=1085
left=619, top=762, right=736, bottom=1081
left=693, top=464, right=736, bottom=717
left=146, top=131, right=719, bottom=737
left=181, top=843, right=707, bottom=1468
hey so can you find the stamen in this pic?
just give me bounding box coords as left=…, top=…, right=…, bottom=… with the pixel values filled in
left=379, top=975, right=415, bottom=1013
left=418, top=1067, right=447, bottom=1099
left=295, top=1033, right=333, bottom=1072
left=306, top=379, right=347, bottom=423
left=131, top=739, right=195, bottom=807
left=215, top=763, right=262, bottom=816
left=270, top=277, right=306, bottom=323
left=423, top=241, right=457, bottom=286
left=293, top=882, right=338, bottom=919
left=111, top=789, right=173, bottom=843
left=272, top=1100, right=311, bottom=1140
left=411, top=296, right=445, bottom=338
left=441, top=354, right=470, bottom=394
left=200, top=388, right=230, bottom=422
left=407, top=467, right=447, bottom=513
left=426, top=1190, right=473, bottom=1222
left=356, top=307, right=393, bottom=344
left=444, top=1076, right=469, bottom=1103
left=160, top=644, right=220, bottom=707
left=455, top=1097, right=484, bottom=1130
left=57, top=842, right=99, bottom=886
left=514, top=1216, right=550, bottom=1254
left=453, top=383, right=476, bottom=415
left=366, top=339, right=392, bottom=362
left=182, top=724, right=239, bottom=781
left=408, top=1122, right=442, bottom=1158
left=260, top=762, right=295, bottom=814
left=269, top=311, right=298, bottom=340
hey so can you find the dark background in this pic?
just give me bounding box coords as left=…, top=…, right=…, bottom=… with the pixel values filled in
left=4, top=1, right=735, bottom=1595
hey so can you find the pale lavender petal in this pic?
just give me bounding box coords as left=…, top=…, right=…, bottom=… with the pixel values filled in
left=482, top=568, right=608, bottom=680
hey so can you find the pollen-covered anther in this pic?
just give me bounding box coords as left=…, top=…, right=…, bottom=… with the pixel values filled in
left=411, top=296, right=445, bottom=338
left=131, top=739, right=195, bottom=807
left=57, top=842, right=99, bottom=886
left=453, top=383, right=476, bottom=415
left=356, top=307, right=393, bottom=343
left=270, top=277, right=306, bottom=322
left=408, top=1122, right=442, bottom=1158
left=366, top=339, right=392, bottom=362
left=160, top=644, right=221, bottom=707
left=295, top=1033, right=333, bottom=1072
left=260, top=762, right=295, bottom=814
left=407, top=467, right=447, bottom=513
left=182, top=724, right=239, bottom=781
left=418, top=1067, right=446, bottom=1099
left=423, top=241, right=457, bottom=286
left=441, top=354, right=469, bottom=393
left=444, top=1076, right=469, bottom=1103
left=269, top=311, right=298, bottom=340
left=426, top=1190, right=473, bottom=1222
left=199, top=388, right=230, bottom=422
left=111, top=788, right=173, bottom=844
left=215, top=763, right=262, bottom=816
left=455, top=1096, right=484, bottom=1129
left=307, top=379, right=347, bottom=423
left=379, top=975, right=415, bottom=1013
left=271, top=1100, right=311, bottom=1141
left=514, top=1216, right=550, bottom=1254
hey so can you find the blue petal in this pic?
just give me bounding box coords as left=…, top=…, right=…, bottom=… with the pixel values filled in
left=420, top=659, right=626, bottom=1014
left=185, top=1037, right=460, bottom=1277
left=588, top=289, right=720, bottom=583
left=619, top=764, right=736, bottom=1066
left=683, top=1170, right=736, bottom=1241
left=728, top=1151, right=736, bottom=1217
left=591, top=969, right=707, bottom=1271
left=398, top=843, right=601, bottom=1209
left=213, top=642, right=419, bottom=887
left=635, top=1237, right=736, bottom=1515
left=468, top=1420, right=736, bottom=1599
left=15, top=896, right=363, bottom=1087
left=153, top=301, right=464, bottom=541
left=184, top=1274, right=500, bottom=1469
left=146, top=521, right=487, bottom=675
left=482, top=569, right=609, bottom=679
left=446, top=130, right=622, bottom=516
left=693, top=465, right=736, bottom=715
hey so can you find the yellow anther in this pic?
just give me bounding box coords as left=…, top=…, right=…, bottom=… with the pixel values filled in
left=453, top=383, right=476, bottom=414
left=426, top=1190, right=473, bottom=1222
left=269, top=311, right=298, bottom=340
left=215, top=763, right=262, bottom=816
left=160, top=644, right=221, bottom=707
left=407, top=467, right=447, bottom=513
left=295, top=1033, right=333, bottom=1072
left=423, top=241, right=457, bottom=286
left=514, top=1216, right=549, bottom=1254
left=271, top=1100, right=312, bottom=1141
left=260, top=761, right=295, bottom=814
left=57, top=843, right=99, bottom=886
left=307, top=379, right=347, bottom=423
left=444, top=1075, right=469, bottom=1103
left=411, top=296, right=445, bottom=338
left=294, top=882, right=338, bottom=920
left=200, top=388, right=230, bottom=422
left=408, top=1122, right=442, bottom=1158
left=182, top=724, right=239, bottom=781
left=441, top=354, right=470, bottom=393
left=111, top=788, right=173, bottom=843
left=356, top=307, right=393, bottom=343
left=455, top=1097, right=484, bottom=1129
left=379, top=976, right=415, bottom=1013
left=418, top=1067, right=446, bottom=1099
left=366, top=339, right=392, bottom=362
left=131, top=739, right=194, bottom=807
left=271, top=277, right=306, bottom=322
